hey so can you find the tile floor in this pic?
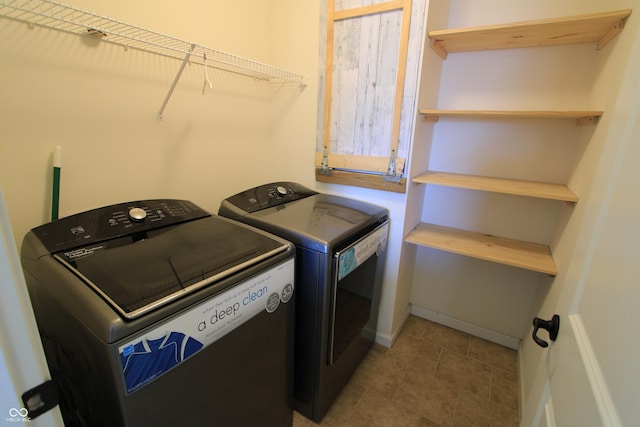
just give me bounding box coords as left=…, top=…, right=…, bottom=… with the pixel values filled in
left=293, top=315, right=520, bottom=427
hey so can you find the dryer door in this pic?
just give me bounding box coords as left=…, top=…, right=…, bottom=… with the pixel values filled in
left=328, top=221, right=388, bottom=364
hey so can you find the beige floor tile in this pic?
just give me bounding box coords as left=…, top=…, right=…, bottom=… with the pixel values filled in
left=422, top=321, right=471, bottom=355
left=401, top=315, right=430, bottom=339
left=350, top=345, right=407, bottom=397
left=435, top=349, right=493, bottom=398
left=467, top=337, right=518, bottom=374
left=386, top=333, right=442, bottom=373
left=412, top=417, right=446, bottom=427
left=292, top=316, right=520, bottom=427
left=293, top=410, right=319, bottom=427
left=393, top=368, right=459, bottom=426
left=490, top=368, right=519, bottom=413
left=345, top=389, right=426, bottom=427
left=453, top=390, right=519, bottom=427
left=320, top=381, right=366, bottom=426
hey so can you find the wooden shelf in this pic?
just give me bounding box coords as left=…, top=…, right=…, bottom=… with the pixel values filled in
left=408, top=10, right=632, bottom=284
left=428, top=9, right=632, bottom=59
left=419, top=109, right=603, bottom=126
left=405, top=222, right=558, bottom=275
left=413, top=171, right=578, bottom=203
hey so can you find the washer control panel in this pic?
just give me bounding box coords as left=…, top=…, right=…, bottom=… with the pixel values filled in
left=220, top=182, right=318, bottom=214
left=32, top=199, right=210, bottom=253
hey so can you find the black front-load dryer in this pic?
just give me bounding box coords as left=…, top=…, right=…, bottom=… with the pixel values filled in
left=21, top=199, right=295, bottom=427
left=219, top=182, right=389, bottom=422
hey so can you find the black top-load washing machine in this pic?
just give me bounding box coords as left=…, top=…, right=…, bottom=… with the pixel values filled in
left=219, top=182, right=389, bottom=422
left=21, top=199, right=295, bottom=427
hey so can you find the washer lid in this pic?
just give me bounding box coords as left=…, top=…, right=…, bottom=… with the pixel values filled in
left=243, top=194, right=389, bottom=253
left=220, top=181, right=318, bottom=213
left=54, top=216, right=288, bottom=319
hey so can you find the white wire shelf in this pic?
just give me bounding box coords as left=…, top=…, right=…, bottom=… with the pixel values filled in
left=0, top=0, right=306, bottom=117
left=0, top=0, right=305, bottom=83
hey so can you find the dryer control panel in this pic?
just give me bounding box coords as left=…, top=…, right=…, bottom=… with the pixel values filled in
left=220, top=182, right=318, bottom=214
left=32, top=199, right=210, bottom=253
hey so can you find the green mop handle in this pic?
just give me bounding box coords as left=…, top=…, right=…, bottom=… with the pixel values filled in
left=51, top=146, right=61, bottom=221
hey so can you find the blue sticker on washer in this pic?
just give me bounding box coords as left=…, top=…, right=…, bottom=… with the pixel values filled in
left=117, top=258, right=295, bottom=394
left=120, top=332, right=204, bottom=393
left=337, top=224, right=389, bottom=280
left=338, top=248, right=357, bottom=280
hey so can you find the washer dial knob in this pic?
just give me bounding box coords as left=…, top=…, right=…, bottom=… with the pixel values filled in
left=276, top=186, right=288, bottom=196
left=128, top=207, right=147, bottom=222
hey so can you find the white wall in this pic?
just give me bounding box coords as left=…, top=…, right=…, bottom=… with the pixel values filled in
left=313, top=0, right=431, bottom=344
left=0, top=0, right=319, bottom=249
left=0, top=0, right=412, bottom=347
left=5, top=1, right=632, bottom=381
left=269, top=0, right=322, bottom=184
left=401, top=0, right=449, bottom=333
left=409, top=0, right=636, bottom=348
left=0, top=1, right=318, bottom=419
left=518, top=0, right=639, bottom=414
left=0, top=189, right=64, bottom=425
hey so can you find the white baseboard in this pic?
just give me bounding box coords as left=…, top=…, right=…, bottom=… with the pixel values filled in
left=375, top=305, right=412, bottom=348
left=410, top=305, right=521, bottom=350
left=518, top=342, right=527, bottom=423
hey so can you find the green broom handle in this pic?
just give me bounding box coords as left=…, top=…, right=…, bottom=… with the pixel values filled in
left=51, top=146, right=61, bottom=221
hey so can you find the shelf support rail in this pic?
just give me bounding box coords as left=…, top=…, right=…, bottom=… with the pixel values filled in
left=158, top=44, right=195, bottom=120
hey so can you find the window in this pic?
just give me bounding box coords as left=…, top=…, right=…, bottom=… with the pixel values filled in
left=316, top=0, right=424, bottom=193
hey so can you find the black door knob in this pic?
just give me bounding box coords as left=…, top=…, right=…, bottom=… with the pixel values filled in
left=532, top=314, right=560, bottom=348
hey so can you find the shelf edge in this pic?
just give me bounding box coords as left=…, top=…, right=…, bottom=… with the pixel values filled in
left=413, top=171, right=579, bottom=203
left=405, top=222, right=558, bottom=275
left=427, top=9, right=632, bottom=57
left=419, top=109, right=603, bottom=125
